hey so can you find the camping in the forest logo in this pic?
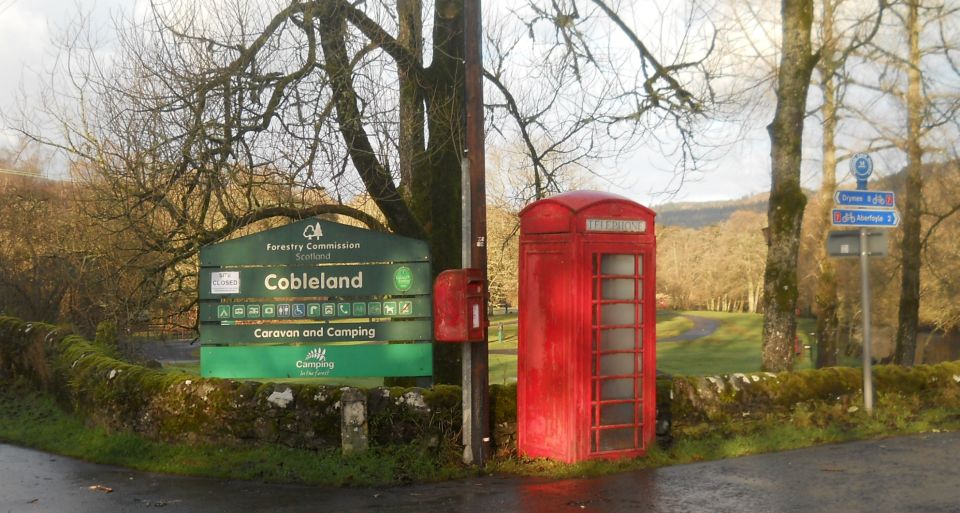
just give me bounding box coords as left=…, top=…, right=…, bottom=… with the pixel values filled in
left=296, top=347, right=335, bottom=374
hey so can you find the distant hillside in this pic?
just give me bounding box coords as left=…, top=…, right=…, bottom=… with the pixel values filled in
left=654, top=193, right=769, bottom=228
left=651, top=162, right=955, bottom=229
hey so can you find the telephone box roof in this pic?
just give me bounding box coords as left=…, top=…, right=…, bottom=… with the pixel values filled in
left=519, top=190, right=656, bottom=217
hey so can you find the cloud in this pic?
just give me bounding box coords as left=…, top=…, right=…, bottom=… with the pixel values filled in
left=0, top=4, right=49, bottom=99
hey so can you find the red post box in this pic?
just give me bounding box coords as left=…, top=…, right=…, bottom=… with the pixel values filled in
left=517, top=191, right=656, bottom=463
left=433, top=268, right=487, bottom=342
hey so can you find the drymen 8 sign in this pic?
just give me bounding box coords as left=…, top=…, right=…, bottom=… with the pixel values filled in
left=198, top=218, right=433, bottom=379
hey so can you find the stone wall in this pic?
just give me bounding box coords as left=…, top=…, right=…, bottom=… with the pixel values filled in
left=3, top=315, right=960, bottom=453
left=670, top=364, right=960, bottom=427
left=0, top=317, right=484, bottom=452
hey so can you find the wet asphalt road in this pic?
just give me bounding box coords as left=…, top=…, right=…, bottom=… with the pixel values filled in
left=3, top=432, right=960, bottom=513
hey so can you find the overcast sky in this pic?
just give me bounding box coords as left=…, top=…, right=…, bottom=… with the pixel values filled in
left=0, top=0, right=785, bottom=205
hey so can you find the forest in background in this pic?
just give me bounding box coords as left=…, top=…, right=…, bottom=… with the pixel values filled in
left=4, top=147, right=958, bottom=360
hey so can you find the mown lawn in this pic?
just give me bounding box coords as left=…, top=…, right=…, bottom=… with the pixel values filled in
left=656, top=311, right=819, bottom=376
left=166, top=311, right=831, bottom=385
left=486, top=310, right=822, bottom=382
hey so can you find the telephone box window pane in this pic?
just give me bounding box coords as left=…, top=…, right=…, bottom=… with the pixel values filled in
left=599, top=428, right=635, bottom=451
left=601, top=279, right=635, bottom=300
left=637, top=255, right=644, bottom=276
left=600, top=254, right=635, bottom=275
left=599, top=353, right=634, bottom=376
left=600, top=403, right=635, bottom=426
left=601, top=303, right=635, bottom=325
left=600, top=328, right=634, bottom=351
left=600, top=378, right=634, bottom=401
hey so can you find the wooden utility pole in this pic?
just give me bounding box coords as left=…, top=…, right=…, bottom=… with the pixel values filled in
left=462, top=0, right=490, bottom=466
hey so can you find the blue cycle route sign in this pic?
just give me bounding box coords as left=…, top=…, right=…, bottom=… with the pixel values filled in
left=850, top=153, right=874, bottom=179
left=832, top=208, right=900, bottom=228
left=833, top=190, right=896, bottom=209
left=850, top=153, right=874, bottom=190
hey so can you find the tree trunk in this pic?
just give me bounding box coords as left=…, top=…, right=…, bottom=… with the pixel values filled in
left=397, top=0, right=425, bottom=198
left=895, top=0, right=923, bottom=366
left=321, top=0, right=466, bottom=383
left=760, top=0, right=817, bottom=372
left=419, top=0, right=467, bottom=384
left=815, top=0, right=840, bottom=368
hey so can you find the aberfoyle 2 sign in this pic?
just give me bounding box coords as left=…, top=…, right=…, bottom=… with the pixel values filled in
left=198, top=218, right=433, bottom=379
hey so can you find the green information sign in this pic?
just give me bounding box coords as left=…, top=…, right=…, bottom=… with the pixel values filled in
left=200, top=320, right=432, bottom=345
left=200, top=344, right=432, bottom=378
left=198, top=296, right=432, bottom=322
left=200, top=263, right=431, bottom=299
left=200, top=218, right=429, bottom=266
left=198, top=218, right=433, bottom=379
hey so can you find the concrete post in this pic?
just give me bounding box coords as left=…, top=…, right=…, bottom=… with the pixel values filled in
left=340, top=387, right=368, bottom=455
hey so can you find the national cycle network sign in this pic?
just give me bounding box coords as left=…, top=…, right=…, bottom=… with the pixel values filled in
left=198, top=218, right=433, bottom=379
left=831, top=153, right=899, bottom=229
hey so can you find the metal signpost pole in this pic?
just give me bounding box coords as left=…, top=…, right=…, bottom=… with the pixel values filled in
left=859, top=227, right=874, bottom=414
left=852, top=153, right=875, bottom=415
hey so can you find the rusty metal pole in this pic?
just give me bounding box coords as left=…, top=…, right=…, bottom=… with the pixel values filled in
left=463, top=0, right=489, bottom=466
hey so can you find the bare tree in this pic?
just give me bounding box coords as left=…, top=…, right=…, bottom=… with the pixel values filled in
left=8, top=0, right=714, bottom=382
left=808, top=0, right=885, bottom=368
left=484, top=0, right=717, bottom=202
left=894, top=0, right=926, bottom=365
left=760, top=0, right=819, bottom=372
left=845, top=0, right=960, bottom=365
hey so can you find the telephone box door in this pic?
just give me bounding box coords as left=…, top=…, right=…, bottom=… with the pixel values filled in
left=587, top=249, right=655, bottom=457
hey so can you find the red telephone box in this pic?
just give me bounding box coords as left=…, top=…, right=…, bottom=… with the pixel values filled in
left=517, top=191, right=656, bottom=463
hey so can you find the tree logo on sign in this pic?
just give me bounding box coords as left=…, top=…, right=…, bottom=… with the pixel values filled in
left=302, top=222, right=324, bottom=240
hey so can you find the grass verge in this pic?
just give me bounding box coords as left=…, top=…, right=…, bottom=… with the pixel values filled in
left=0, top=381, right=469, bottom=487
left=491, top=398, right=960, bottom=479
left=3, top=379, right=958, bottom=485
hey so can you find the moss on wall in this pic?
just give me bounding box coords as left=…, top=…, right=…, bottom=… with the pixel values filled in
left=3, top=314, right=960, bottom=454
